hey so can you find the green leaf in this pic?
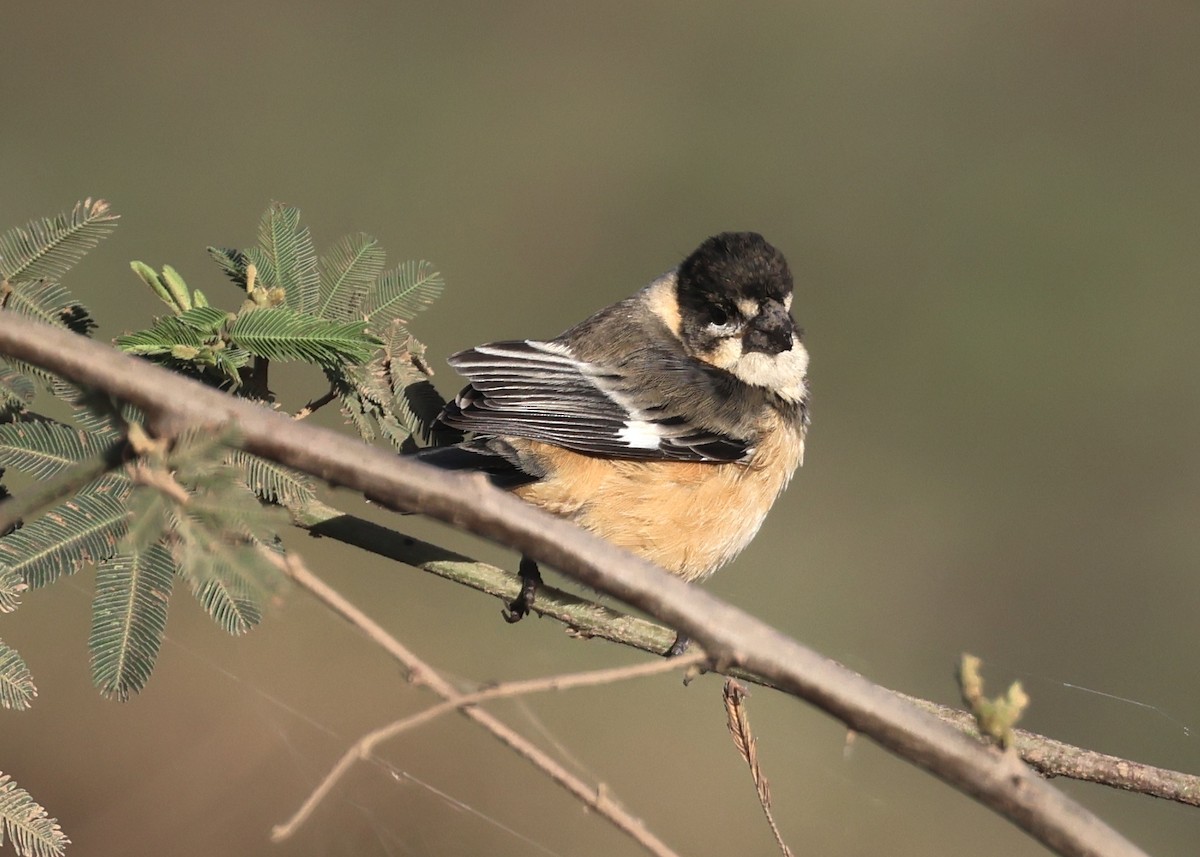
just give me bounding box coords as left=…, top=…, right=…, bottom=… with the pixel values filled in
left=119, top=485, right=171, bottom=555
left=362, top=260, right=443, bottom=326
left=253, top=203, right=319, bottom=314
left=130, top=260, right=177, bottom=309
left=131, top=430, right=283, bottom=638
left=226, top=449, right=316, bottom=507
left=0, top=197, right=118, bottom=285
left=159, top=265, right=193, bottom=312
left=0, top=368, right=35, bottom=418
left=206, top=245, right=250, bottom=290
left=0, top=772, right=70, bottom=857
left=195, top=574, right=262, bottom=636
left=175, top=305, right=230, bottom=332
left=0, top=421, right=118, bottom=479
left=168, top=509, right=271, bottom=637
left=1, top=279, right=95, bottom=335
left=0, top=565, right=25, bottom=613
left=0, top=482, right=129, bottom=588
left=69, top=397, right=140, bottom=442
left=316, top=233, right=385, bottom=321
left=228, top=307, right=380, bottom=367
left=0, top=640, right=35, bottom=710
left=338, top=324, right=450, bottom=450
left=115, top=316, right=209, bottom=356
left=89, top=545, right=175, bottom=701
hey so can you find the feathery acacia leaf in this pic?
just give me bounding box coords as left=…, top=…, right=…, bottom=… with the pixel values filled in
left=1, top=280, right=95, bottom=335
left=229, top=307, right=380, bottom=367
left=175, top=306, right=230, bottom=331
left=0, top=421, right=118, bottom=479
left=115, top=317, right=209, bottom=355
left=339, top=321, right=449, bottom=449
left=254, top=203, right=319, bottom=315
left=226, top=449, right=316, bottom=506
left=317, top=233, right=385, bottom=321
left=0, top=197, right=117, bottom=285
left=130, top=430, right=284, bottom=638
left=0, top=368, right=35, bottom=419
left=119, top=484, right=170, bottom=556
left=0, top=772, right=70, bottom=857
left=0, top=482, right=129, bottom=588
left=89, top=545, right=175, bottom=701
left=0, top=567, right=25, bottom=613
left=195, top=574, right=262, bottom=636
left=362, top=260, right=443, bottom=326
left=0, top=641, right=35, bottom=711
left=69, top=397, right=140, bottom=442
left=206, top=245, right=251, bottom=290
left=115, top=309, right=246, bottom=384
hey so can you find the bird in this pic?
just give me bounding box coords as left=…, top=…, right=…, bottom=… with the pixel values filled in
left=419, top=232, right=809, bottom=654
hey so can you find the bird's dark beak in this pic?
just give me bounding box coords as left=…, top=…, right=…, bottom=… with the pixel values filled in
left=743, top=301, right=794, bottom=355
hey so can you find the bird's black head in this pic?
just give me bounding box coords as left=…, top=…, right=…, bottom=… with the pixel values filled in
left=673, top=232, right=801, bottom=368
left=676, top=232, right=794, bottom=313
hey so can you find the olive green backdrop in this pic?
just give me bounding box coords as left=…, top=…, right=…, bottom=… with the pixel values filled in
left=3, top=3, right=1199, bottom=855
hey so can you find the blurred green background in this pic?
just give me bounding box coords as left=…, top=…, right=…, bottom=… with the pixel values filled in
left=4, top=2, right=1200, bottom=855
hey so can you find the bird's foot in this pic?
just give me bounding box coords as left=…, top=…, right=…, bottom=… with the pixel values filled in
left=502, top=556, right=543, bottom=623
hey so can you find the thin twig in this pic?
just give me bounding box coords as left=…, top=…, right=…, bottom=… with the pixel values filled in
left=0, top=313, right=1159, bottom=857
left=271, top=554, right=686, bottom=857
left=276, top=645, right=704, bottom=841
left=901, top=695, right=1200, bottom=807
left=723, top=680, right=794, bottom=857
left=293, top=387, right=338, bottom=420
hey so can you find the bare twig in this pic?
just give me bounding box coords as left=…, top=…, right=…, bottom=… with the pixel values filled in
left=271, top=554, right=686, bottom=857
left=0, top=312, right=1158, bottom=857
left=902, top=695, right=1200, bottom=807
left=293, top=387, right=338, bottom=420
left=723, top=680, right=794, bottom=857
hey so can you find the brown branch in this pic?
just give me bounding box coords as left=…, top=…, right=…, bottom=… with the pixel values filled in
left=903, top=695, right=1200, bottom=807
left=270, top=554, right=686, bottom=857
left=0, top=312, right=1158, bottom=857
left=295, top=505, right=1200, bottom=810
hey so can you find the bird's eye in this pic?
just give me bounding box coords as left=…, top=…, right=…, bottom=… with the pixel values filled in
left=706, top=304, right=730, bottom=326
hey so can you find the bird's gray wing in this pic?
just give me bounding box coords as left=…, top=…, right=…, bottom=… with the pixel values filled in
left=438, top=339, right=750, bottom=462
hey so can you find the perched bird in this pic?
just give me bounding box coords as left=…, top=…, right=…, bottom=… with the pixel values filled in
left=422, top=232, right=809, bottom=654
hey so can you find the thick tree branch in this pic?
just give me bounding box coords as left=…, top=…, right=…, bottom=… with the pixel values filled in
left=292, top=500, right=1200, bottom=809
left=0, top=312, right=1155, bottom=857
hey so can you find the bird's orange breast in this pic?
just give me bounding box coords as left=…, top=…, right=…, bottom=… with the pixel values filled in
left=510, top=411, right=804, bottom=581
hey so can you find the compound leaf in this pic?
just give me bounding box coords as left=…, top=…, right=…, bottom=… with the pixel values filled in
left=0, top=481, right=129, bottom=588
left=362, top=260, right=442, bottom=326
left=229, top=307, right=380, bottom=367
left=0, top=421, right=118, bottom=479
left=317, top=232, right=385, bottom=321
left=0, top=772, right=70, bottom=857
left=0, top=641, right=35, bottom=711
left=89, top=544, right=175, bottom=701
left=254, top=203, right=319, bottom=315
left=0, top=198, right=118, bottom=285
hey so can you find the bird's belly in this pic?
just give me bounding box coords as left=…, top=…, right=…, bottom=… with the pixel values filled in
left=511, top=422, right=803, bottom=582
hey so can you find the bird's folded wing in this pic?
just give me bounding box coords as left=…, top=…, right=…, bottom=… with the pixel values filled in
left=440, top=339, right=750, bottom=462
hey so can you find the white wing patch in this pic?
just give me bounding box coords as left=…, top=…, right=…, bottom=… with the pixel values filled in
left=616, top=419, right=664, bottom=450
